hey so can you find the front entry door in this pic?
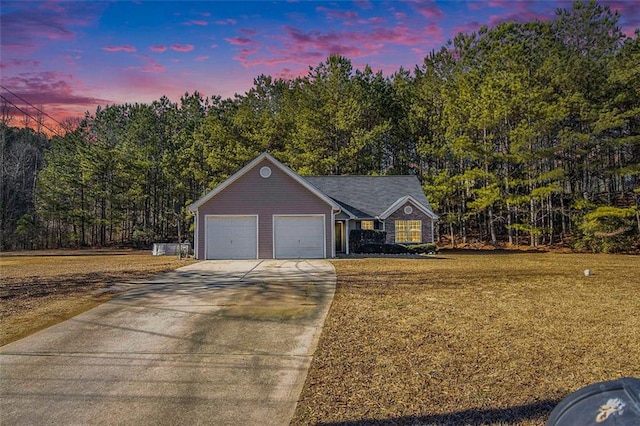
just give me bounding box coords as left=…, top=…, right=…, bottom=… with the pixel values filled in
left=335, top=222, right=345, bottom=253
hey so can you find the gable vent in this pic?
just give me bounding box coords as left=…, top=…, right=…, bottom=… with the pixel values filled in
left=260, top=166, right=272, bottom=178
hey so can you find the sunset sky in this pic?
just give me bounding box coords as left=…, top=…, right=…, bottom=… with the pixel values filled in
left=1, top=0, right=639, bottom=131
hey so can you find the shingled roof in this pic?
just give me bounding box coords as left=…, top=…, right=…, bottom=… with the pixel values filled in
left=304, top=175, right=436, bottom=219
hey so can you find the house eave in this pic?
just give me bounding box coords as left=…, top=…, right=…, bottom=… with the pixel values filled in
left=333, top=204, right=357, bottom=219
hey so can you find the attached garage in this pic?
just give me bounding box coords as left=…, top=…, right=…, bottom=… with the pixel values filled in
left=205, top=215, right=257, bottom=259
left=190, top=154, right=341, bottom=259
left=274, top=215, right=325, bottom=259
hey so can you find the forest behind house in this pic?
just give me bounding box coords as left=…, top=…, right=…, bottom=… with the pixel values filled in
left=1, top=1, right=639, bottom=253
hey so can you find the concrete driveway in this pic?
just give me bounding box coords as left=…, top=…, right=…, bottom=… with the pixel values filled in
left=0, top=259, right=336, bottom=426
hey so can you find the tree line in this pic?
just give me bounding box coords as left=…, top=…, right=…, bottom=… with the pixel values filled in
left=1, top=1, right=638, bottom=252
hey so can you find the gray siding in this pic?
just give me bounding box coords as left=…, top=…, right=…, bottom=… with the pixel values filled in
left=385, top=202, right=434, bottom=244
left=196, top=158, right=334, bottom=259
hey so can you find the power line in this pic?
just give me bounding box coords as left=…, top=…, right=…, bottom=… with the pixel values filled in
left=0, top=94, right=63, bottom=137
left=0, top=84, right=71, bottom=133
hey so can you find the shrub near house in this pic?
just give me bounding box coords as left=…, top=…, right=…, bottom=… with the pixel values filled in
left=349, top=229, right=437, bottom=254
left=349, top=229, right=386, bottom=253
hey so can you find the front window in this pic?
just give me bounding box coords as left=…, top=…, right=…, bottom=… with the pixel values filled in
left=395, top=220, right=421, bottom=243
left=361, top=220, right=374, bottom=230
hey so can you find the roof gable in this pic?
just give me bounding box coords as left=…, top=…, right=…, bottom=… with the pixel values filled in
left=304, top=175, right=437, bottom=219
left=189, top=153, right=339, bottom=211
left=379, top=195, right=438, bottom=219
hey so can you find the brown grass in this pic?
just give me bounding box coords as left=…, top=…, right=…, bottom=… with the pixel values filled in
left=292, top=251, right=640, bottom=426
left=0, top=249, right=195, bottom=346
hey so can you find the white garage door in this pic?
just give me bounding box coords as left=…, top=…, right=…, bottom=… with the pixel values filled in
left=205, top=216, right=257, bottom=259
left=274, top=215, right=325, bottom=259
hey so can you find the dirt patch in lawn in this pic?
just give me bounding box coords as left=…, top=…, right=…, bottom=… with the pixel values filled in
left=0, top=250, right=196, bottom=346
left=292, top=252, right=640, bottom=425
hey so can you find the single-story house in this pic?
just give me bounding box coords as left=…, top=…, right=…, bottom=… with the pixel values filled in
left=189, top=153, right=438, bottom=259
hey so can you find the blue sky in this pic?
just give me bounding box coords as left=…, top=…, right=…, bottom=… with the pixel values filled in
left=1, top=1, right=638, bottom=130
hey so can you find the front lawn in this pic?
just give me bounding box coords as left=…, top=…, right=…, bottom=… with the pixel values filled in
left=0, top=250, right=195, bottom=346
left=292, top=252, right=640, bottom=425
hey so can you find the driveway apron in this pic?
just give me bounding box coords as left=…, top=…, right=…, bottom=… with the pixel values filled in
left=0, top=259, right=336, bottom=426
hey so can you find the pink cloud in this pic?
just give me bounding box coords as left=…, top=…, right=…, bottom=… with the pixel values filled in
left=103, top=45, right=136, bottom=52
left=370, top=24, right=437, bottom=46
left=195, top=55, right=209, bottom=62
left=412, top=0, right=445, bottom=19
left=226, top=37, right=254, bottom=46
left=364, top=42, right=384, bottom=51
left=150, top=45, right=167, bottom=53
left=139, top=59, right=165, bottom=73
left=395, top=12, right=407, bottom=20
left=423, top=22, right=443, bottom=39
left=233, top=47, right=263, bottom=67
left=1, top=100, right=85, bottom=135
left=171, top=44, right=194, bottom=52
left=1, top=1, right=106, bottom=57
left=0, top=59, right=42, bottom=69
left=231, top=22, right=443, bottom=69
left=487, top=0, right=512, bottom=7
left=1, top=71, right=110, bottom=107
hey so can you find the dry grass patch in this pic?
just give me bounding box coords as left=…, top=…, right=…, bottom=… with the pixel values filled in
left=0, top=250, right=195, bottom=346
left=292, top=252, right=640, bottom=425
